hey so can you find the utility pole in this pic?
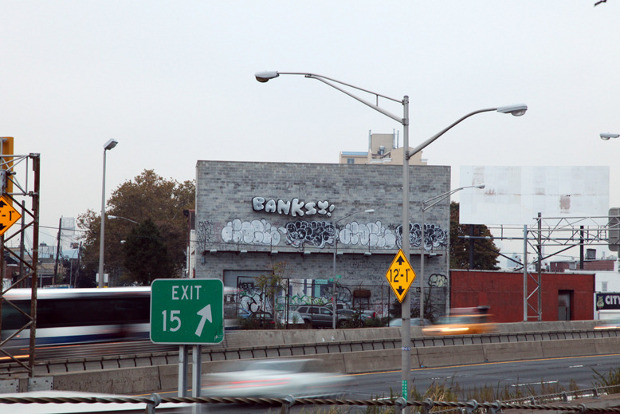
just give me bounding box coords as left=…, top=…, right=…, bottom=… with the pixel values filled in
left=53, top=217, right=62, bottom=285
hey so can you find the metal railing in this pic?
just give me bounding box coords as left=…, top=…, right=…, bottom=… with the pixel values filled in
left=2, top=387, right=620, bottom=413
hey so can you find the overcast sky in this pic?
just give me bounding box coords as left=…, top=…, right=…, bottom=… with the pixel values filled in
left=1, top=1, right=618, bottom=249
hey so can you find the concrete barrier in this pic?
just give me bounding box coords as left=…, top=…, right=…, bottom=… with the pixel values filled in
left=416, top=344, right=486, bottom=368
left=483, top=342, right=544, bottom=363
left=343, top=349, right=403, bottom=373
left=541, top=338, right=600, bottom=359
left=594, top=337, right=620, bottom=354
left=53, top=366, right=162, bottom=394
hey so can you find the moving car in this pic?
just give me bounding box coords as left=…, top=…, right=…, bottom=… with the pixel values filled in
left=422, top=306, right=496, bottom=336
left=594, top=318, right=620, bottom=330
left=202, top=358, right=352, bottom=398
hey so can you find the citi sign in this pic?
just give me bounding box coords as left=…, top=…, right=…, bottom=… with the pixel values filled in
left=595, top=293, right=620, bottom=310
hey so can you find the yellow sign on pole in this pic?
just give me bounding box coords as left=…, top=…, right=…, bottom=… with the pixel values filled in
left=0, top=195, right=21, bottom=236
left=385, top=249, right=416, bottom=303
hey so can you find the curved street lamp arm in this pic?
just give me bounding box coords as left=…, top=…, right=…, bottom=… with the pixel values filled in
left=422, top=185, right=485, bottom=212
left=269, top=72, right=406, bottom=125
left=109, top=215, right=138, bottom=224
left=407, top=108, right=498, bottom=160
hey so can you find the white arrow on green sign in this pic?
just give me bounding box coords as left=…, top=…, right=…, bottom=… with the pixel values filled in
left=150, top=278, right=224, bottom=344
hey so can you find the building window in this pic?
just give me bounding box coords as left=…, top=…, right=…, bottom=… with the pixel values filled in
left=347, top=158, right=355, bottom=165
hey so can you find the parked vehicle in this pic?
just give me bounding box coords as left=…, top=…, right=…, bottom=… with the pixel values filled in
left=248, top=311, right=276, bottom=328
left=295, top=305, right=352, bottom=328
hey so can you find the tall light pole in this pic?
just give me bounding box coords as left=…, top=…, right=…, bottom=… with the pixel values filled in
left=418, top=185, right=485, bottom=321
left=98, top=139, right=118, bottom=288
left=332, top=209, right=375, bottom=329
left=255, top=70, right=526, bottom=407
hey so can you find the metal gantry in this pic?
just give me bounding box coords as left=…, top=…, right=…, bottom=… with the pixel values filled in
left=464, top=212, right=618, bottom=321
left=0, top=150, right=41, bottom=377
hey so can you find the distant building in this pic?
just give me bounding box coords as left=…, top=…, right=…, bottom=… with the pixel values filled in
left=339, top=131, right=426, bottom=165
left=451, top=269, right=595, bottom=322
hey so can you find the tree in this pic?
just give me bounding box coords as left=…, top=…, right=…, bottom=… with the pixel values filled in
left=77, top=169, right=195, bottom=286
left=450, top=202, right=500, bottom=270
left=123, top=219, right=175, bottom=285
left=254, top=262, right=288, bottom=328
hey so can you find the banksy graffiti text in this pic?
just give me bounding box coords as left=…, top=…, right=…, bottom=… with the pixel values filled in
left=252, top=197, right=335, bottom=217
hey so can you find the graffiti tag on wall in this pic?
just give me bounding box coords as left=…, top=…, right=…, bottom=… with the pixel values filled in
left=283, top=221, right=335, bottom=248
left=252, top=197, right=336, bottom=217
left=221, top=219, right=282, bottom=245
left=217, top=218, right=446, bottom=250
left=396, top=223, right=448, bottom=250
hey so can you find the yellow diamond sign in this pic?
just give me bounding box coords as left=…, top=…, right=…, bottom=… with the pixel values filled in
left=385, top=249, right=416, bottom=303
left=0, top=195, right=21, bottom=236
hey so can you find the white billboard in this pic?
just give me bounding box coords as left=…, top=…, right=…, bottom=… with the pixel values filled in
left=459, top=166, right=609, bottom=225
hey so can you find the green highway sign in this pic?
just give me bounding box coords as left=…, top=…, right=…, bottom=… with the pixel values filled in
left=150, top=279, right=224, bottom=344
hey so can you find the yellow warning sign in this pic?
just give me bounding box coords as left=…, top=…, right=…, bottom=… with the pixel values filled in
left=0, top=195, right=20, bottom=236
left=385, top=249, right=416, bottom=303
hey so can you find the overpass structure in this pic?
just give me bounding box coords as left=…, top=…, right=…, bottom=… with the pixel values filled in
left=1, top=320, right=619, bottom=395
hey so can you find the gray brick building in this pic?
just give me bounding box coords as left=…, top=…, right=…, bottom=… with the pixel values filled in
left=195, top=160, right=450, bottom=319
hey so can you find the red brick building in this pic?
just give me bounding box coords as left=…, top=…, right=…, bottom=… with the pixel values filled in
left=450, top=270, right=595, bottom=322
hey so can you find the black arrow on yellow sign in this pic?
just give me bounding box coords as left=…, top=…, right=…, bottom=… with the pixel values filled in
left=385, top=249, right=416, bottom=303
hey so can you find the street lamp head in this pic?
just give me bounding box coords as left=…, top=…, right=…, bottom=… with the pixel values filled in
left=104, top=139, right=118, bottom=151
left=600, top=133, right=619, bottom=141
left=476, top=185, right=485, bottom=189
left=496, top=104, right=527, bottom=117
left=364, top=209, right=375, bottom=213
left=255, top=71, right=280, bottom=83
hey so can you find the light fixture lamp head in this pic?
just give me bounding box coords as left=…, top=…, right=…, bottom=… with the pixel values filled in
left=600, top=133, right=620, bottom=141
left=255, top=71, right=280, bottom=83
left=496, top=104, right=528, bottom=117
left=104, top=139, right=118, bottom=151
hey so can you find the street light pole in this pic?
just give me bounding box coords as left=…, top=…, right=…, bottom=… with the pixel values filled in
left=418, top=185, right=485, bottom=321
left=255, top=70, right=526, bottom=408
left=98, top=139, right=118, bottom=288
left=332, top=209, right=375, bottom=329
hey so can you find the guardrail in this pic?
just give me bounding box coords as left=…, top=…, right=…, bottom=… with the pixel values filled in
left=3, top=386, right=620, bottom=413
left=6, top=326, right=616, bottom=377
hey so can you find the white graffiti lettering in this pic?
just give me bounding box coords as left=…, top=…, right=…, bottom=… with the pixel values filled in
left=252, top=196, right=335, bottom=218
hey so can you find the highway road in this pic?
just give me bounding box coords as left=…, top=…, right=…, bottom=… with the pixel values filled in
left=143, top=354, right=620, bottom=413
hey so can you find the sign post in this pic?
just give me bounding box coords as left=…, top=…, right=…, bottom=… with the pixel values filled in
left=151, top=278, right=224, bottom=411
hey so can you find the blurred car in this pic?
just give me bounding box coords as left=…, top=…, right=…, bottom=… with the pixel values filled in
left=389, top=318, right=432, bottom=327
left=594, top=318, right=620, bottom=330
left=202, top=358, right=352, bottom=398
left=422, top=307, right=495, bottom=336
left=278, top=310, right=305, bottom=326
